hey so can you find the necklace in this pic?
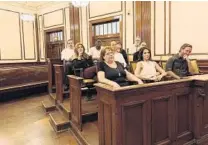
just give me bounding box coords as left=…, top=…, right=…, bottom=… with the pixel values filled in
left=116, top=68, right=121, bottom=77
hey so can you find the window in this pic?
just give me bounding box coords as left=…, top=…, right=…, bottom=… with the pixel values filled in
left=93, top=19, right=120, bottom=36
left=49, top=31, right=63, bottom=42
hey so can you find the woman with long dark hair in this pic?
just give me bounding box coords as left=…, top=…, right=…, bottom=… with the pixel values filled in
left=72, top=43, right=96, bottom=79
left=134, top=47, right=167, bottom=83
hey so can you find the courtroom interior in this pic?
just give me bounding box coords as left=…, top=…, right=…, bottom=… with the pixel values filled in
left=0, top=1, right=208, bottom=145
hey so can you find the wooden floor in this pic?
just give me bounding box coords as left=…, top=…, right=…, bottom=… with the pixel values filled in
left=0, top=94, right=79, bottom=145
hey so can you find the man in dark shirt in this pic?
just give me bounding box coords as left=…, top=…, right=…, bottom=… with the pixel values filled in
left=166, top=43, right=193, bottom=79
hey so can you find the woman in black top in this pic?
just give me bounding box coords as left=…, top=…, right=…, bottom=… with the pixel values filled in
left=72, top=43, right=96, bottom=79
left=97, top=46, right=143, bottom=88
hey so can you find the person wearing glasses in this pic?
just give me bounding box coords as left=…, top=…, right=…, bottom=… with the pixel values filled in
left=97, top=46, right=143, bottom=88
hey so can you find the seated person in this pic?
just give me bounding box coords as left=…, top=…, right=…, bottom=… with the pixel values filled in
left=116, top=42, right=129, bottom=65
left=134, top=47, right=167, bottom=83
left=97, top=46, right=143, bottom=88
left=72, top=43, right=96, bottom=79
left=89, top=39, right=104, bottom=64
left=133, top=41, right=147, bottom=61
left=61, top=39, right=75, bottom=88
left=165, top=43, right=193, bottom=79
left=111, top=41, right=127, bottom=68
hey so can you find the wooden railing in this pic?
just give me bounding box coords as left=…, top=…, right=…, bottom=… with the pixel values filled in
left=95, top=74, right=208, bottom=145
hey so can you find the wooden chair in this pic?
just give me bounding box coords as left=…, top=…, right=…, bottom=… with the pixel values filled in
left=129, top=61, right=137, bottom=74
left=128, top=54, right=133, bottom=62
left=190, top=59, right=201, bottom=74
left=161, top=61, right=167, bottom=70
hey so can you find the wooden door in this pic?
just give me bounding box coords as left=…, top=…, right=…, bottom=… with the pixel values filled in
left=45, top=28, right=65, bottom=59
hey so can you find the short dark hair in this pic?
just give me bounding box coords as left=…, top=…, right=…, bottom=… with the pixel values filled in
left=180, top=43, right=192, bottom=51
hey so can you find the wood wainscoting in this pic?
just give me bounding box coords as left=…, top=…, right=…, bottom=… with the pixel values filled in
left=0, top=63, right=48, bottom=101
left=198, top=60, right=208, bottom=74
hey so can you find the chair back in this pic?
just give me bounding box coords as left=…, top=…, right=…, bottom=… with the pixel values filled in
left=73, top=67, right=84, bottom=77
left=190, top=59, right=200, bottom=74
left=161, top=61, right=167, bottom=70
left=128, top=54, right=133, bottom=62
left=130, top=61, right=137, bottom=73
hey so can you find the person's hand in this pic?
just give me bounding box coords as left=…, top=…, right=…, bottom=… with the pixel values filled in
left=149, top=76, right=157, bottom=81
left=137, top=79, right=144, bottom=84
left=155, top=75, right=163, bottom=81
left=112, top=82, right=120, bottom=88
left=183, top=55, right=189, bottom=60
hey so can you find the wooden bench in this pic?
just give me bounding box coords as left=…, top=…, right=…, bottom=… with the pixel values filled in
left=68, top=75, right=98, bottom=132
left=47, top=58, right=63, bottom=94
left=94, top=74, right=208, bottom=145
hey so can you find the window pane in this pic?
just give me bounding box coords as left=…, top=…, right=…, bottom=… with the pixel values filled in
left=104, top=24, right=108, bottom=35
left=96, top=25, right=100, bottom=36
left=117, top=21, right=120, bottom=33
left=100, top=24, right=103, bottom=35
left=60, top=32, right=63, bottom=40
left=112, top=22, right=117, bottom=34
left=108, top=23, right=112, bottom=34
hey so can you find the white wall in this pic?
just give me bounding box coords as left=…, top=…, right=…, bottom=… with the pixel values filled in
left=0, top=3, right=37, bottom=63
left=152, top=1, right=208, bottom=60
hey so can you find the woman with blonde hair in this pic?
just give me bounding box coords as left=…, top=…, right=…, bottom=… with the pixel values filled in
left=97, top=46, right=143, bottom=88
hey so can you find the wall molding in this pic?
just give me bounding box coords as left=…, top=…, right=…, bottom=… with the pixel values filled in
left=43, top=9, right=64, bottom=28
left=22, top=21, right=36, bottom=60
left=0, top=8, right=23, bottom=61
left=88, top=1, right=123, bottom=19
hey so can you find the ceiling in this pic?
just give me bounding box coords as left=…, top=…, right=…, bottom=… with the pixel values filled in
left=3, top=1, right=66, bottom=10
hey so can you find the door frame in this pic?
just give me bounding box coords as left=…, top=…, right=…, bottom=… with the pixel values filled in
left=44, top=26, right=65, bottom=59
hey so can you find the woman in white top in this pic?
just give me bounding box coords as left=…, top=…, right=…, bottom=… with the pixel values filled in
left=134, top=47, right=167, bottom=82
left=111, top=41, right=127, bottom=68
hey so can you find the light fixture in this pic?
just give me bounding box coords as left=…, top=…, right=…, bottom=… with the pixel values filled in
left=71, top=1, right=89, bottom=7
left=20, top=13, right=35, bottom=22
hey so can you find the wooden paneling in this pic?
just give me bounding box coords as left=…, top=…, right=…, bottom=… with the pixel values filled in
left=47, top=58, right=62, bottom=94
left=0, top=64, right=47, bottom=89
left=152, top=96, right=173, bottom=144
left=69, top=75, right=83, bottom=131
left=69, top=5, right=80, bottom=44
left=198, top=60, right=208, bottom=74
left=54, top=64, right=64, bottom=103
left=122, top=101, right=146, bottom=145
left=135, top=1, right=151, bottom=47
left=95, top=75, right=208, bottom=145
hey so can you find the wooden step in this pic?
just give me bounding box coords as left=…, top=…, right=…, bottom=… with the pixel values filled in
left=82, top=97, right=98, bottom=123
left=71, top=121, right=99, bottom=145
left=49, top=111, right=70, bottom=133
left=49, top=93, right=56, bottom=104
left=41, top=99, right=56, bottom=113
left=58, top=99, right=71, bottom=120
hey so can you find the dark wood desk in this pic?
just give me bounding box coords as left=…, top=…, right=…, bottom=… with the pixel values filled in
left=95, top=74, right=208, bottom=145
